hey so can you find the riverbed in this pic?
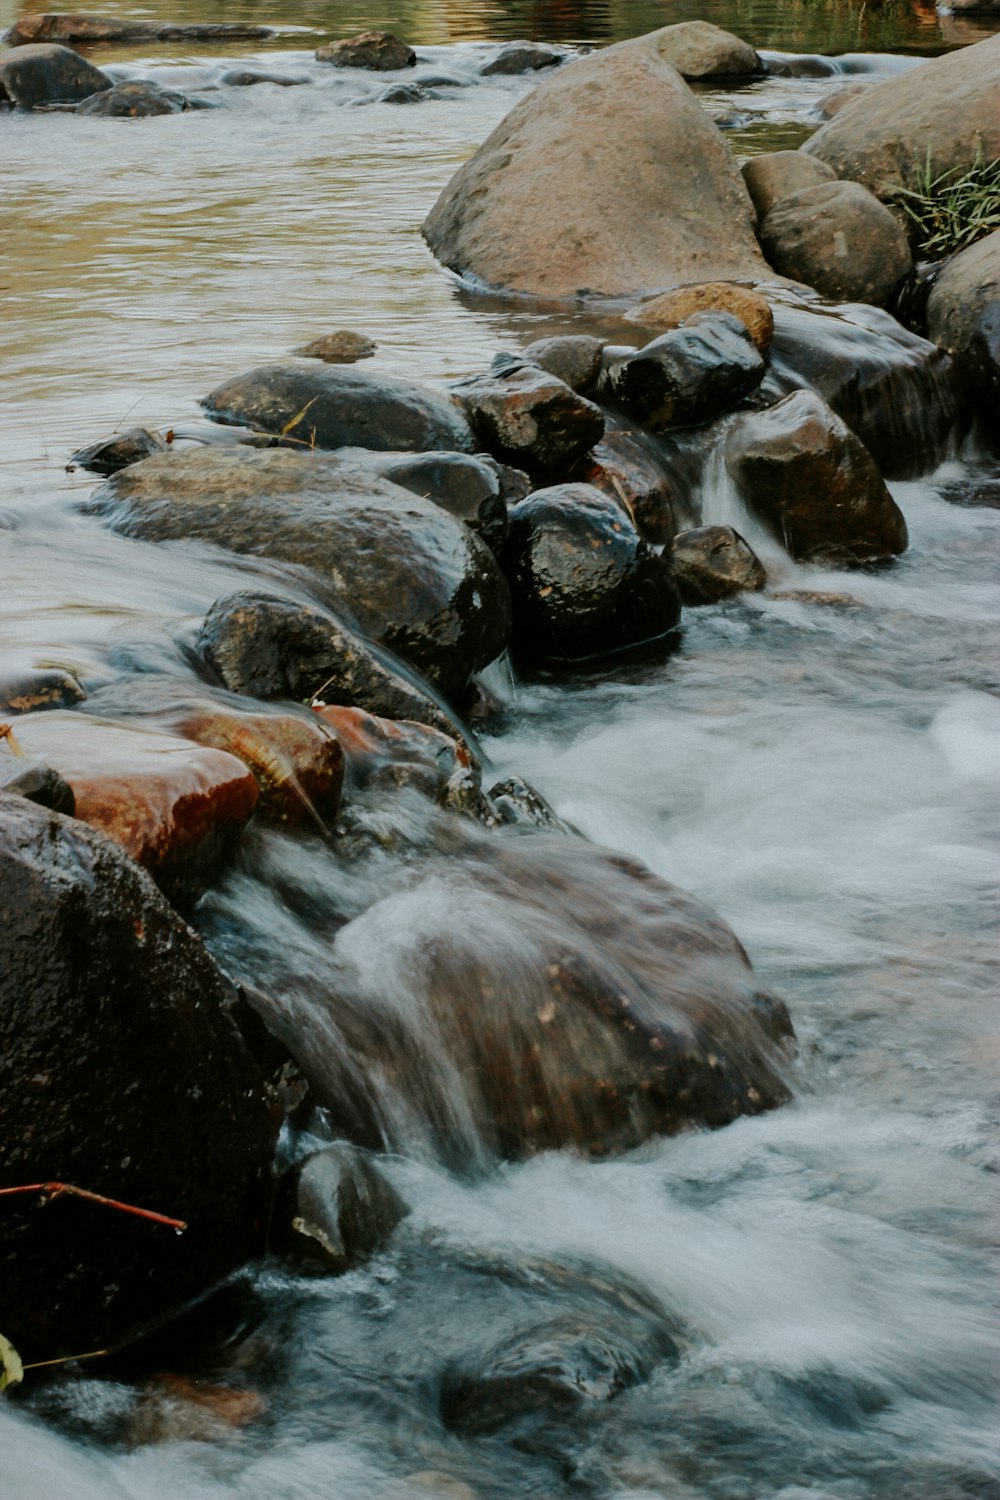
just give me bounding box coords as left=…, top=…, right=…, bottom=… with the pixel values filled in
left=2, top=2, right=999, bottom=1496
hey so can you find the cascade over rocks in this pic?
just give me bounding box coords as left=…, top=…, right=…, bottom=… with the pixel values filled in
left=670, top=526, right=767, bottom=604
left=276, top=833, right=792, bottom=1163
left=202, top=363, right=475, bottom=456
left=0, top=41, right=111, bottom=106
left=765, top=302, right=961, bottom=479
left=502, top=483, right=681, bottom=663
left=7, top=710, right=259, bottom=900
left=725, top=389, right=909, bottom=565
left=197, top=592, right=467, bottom=740
left=423, top=27, right=769, bottom=298
left=312, top=704, right=486, bottom=816
left=453, top=367, right=605, bottom=480
left=90, top=448, right=511, bottom=701
left=758, top=181, right=913, bottom=308
left=925, top=230, right=1000, bottom=407
left=611, top=313, right=765, bottom=431
left=273, top=1144, right=408, bottom=1275
left=801, top=34, right=1000, bottom=197
left=653, top=20, right=762, bottom=79
left=0, top=793, right=278, bottom=1363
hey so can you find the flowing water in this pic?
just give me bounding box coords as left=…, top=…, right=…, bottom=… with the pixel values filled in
left=2, top=2, right=1000, bottom=1496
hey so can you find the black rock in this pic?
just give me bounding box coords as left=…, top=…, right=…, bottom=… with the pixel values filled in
left=453, top=367, right=605, bottom=481
left=203, top=362, right=475, bottom=455
left=76, top=79, right=186, bottom=116
left=0, top=794, right=278, bottom=1362
left=480, top=41, right=566, bottom=76
left=70, top=427, right=169, bottom=475
left=611, top=312, right=765, bottom=431
left=503, top=482, right=681, bottom=663
left=0, top=758, right=75, bottom=814
left=520, top=334, right=604, bottom=393
left=333, top=447, right=513, bottom=554
left=197, top=591, right=467, bottom=739
left=0, top=41, right=111, bottom=107
left=273, top=1144, right=408, bottom=1274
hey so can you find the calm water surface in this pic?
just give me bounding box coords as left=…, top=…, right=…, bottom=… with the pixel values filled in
left=1, top=2, right=999, bottom=1497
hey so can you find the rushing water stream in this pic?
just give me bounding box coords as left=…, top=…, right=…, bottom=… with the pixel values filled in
left=2, top=1, right=999, bottom=1496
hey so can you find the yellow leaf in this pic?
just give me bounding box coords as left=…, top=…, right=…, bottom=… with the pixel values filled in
left=0, top=1331, right=24, bottom=1392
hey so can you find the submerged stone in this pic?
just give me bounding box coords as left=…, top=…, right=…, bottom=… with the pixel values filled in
left=274, top=1143, right=408, bottom=1274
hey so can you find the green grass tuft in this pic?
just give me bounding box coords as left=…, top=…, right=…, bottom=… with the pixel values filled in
left=889, top=141, right=1000, bottom=260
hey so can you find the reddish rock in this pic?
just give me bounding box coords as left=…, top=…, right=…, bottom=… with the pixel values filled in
left=314, top=704, right=483, bottom=814
left=6, top=711, right=258, bottom=900
left=574, top=430, right=678, bottom=543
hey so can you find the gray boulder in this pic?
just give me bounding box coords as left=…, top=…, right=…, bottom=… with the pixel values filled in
left=0, top=41, right=110, bottom=106
left=89, top=448, right=511, bottom=700
left=423, top=26, right=769, bottom=298
left=332, top=448, right=515, bottom=555
left=654, top=20, right=762, bottom=79
left=741, top=149, right=837, bottom=221
left=802, top=34, right=1000, bottom=199
left=725, top=389, right=908, bottom=564
left=759, top=181, right=912, bottom=306
left=202, top=362, right=475, bottom=455
left=926, top=230, right=1000, bottom=401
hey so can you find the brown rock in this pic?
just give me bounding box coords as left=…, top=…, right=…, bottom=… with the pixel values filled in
left=453, top=366, right=605, bottom=480
left=573, top=429, right=678, bottom=543
left=802, top=34, right=1000, bottom=199
left=815, top=82, right=868, bottom=121
left=0, top=666, right=84, bottom=715
left=313, top=704, right=485, bottom=815
left=5, top=711, right=259, bottom=900
left=724, top=389, right=909, bottom=564
left=670, top=526, right=767, bottom=604
left=626, top=282, right=774, bottom=352
left=653, top=19, right=762, bottom=78
left=520, top=334, right=604, bottom=392
left=293, top=330, right=377, bottom=363
left=130, top=1375, right=266, bottom=1446
left=423, top=27, right=768, bottom=299
left=315, top=31, right=415, bottom=70
left=925, top=229, right=1000, bottom=397
left=3, top=14, right=272, bottom=45
left=759, top=181, right=912, bottom=307
left=740, top=150, right=837, bottom=221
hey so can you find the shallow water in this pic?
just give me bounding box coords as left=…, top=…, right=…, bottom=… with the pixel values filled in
left=2, top=3, right=1000, bottom=1497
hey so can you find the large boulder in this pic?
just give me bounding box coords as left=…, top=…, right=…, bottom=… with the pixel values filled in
left=202, top=363, right=475, bottom=456
left=7, top=711, right=259, bottom=900
left=89, top=449, right=511, bottom=701
left=724, top=389, right=909, bottom=564
left=502, top=483, right=681, bottom=663
left=0, top=41, right=110, bottom=106
left=0, top=794, right=277, bottom=1362
left=758, top=181, right=912, bottom=307
left=265, top=832, right=792, bottom=1164
left=653, top=20, right=762, bottom=79
left=423, top=27, right=769, bottom=298
left=610, top=313, right=765, bottom=430
left=801, top=34, right=1000, bottom=199
left=925, top=230, right=1000, bottom=405
left=741, top=150, right=837, bottom=221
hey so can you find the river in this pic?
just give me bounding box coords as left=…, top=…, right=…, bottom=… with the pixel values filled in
left=2, top=1, right=999, bottom=1496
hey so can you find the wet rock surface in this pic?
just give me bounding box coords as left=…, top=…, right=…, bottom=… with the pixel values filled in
left=313, top=704, right=485, bottom=816
left=70, top=426, right=169, bottom=475
left=725, top=389, right=909, bottom=564
left=203, top=362, right=474, bottom=455
left=0, top=666, right=85, bottom=715
left=670, top=525, right=767, bottom=603
left=611, top=313, right=765, bottom=431
left=90, top=448, right=511, bottom=701
left=7, top=710, right=260, bottom=900
left=0, top=794, right=277, bottom=1363
left=332, top=448, right=513, bottom=555
left=625, top=283, right=775, bottom=352
left=0, top=757, right=75, bottom=814
left=572, top=427, right=679, bottom=544
left=0, top=41, right=110, bottom=106
left=759, top=181, right=912, bottom=307
left=423, top=26, right=768, bottom=298
left=76, top=79, right=187, bottom=116
left=274, top=1143, right=408, bottom=1274
left=197, top=591, right=466, bottom=738
left=502, top=483, right=682, bottom=663
left=315, top=30, right=415, bottom=69
left=453, top=367, right=605, bottom=480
